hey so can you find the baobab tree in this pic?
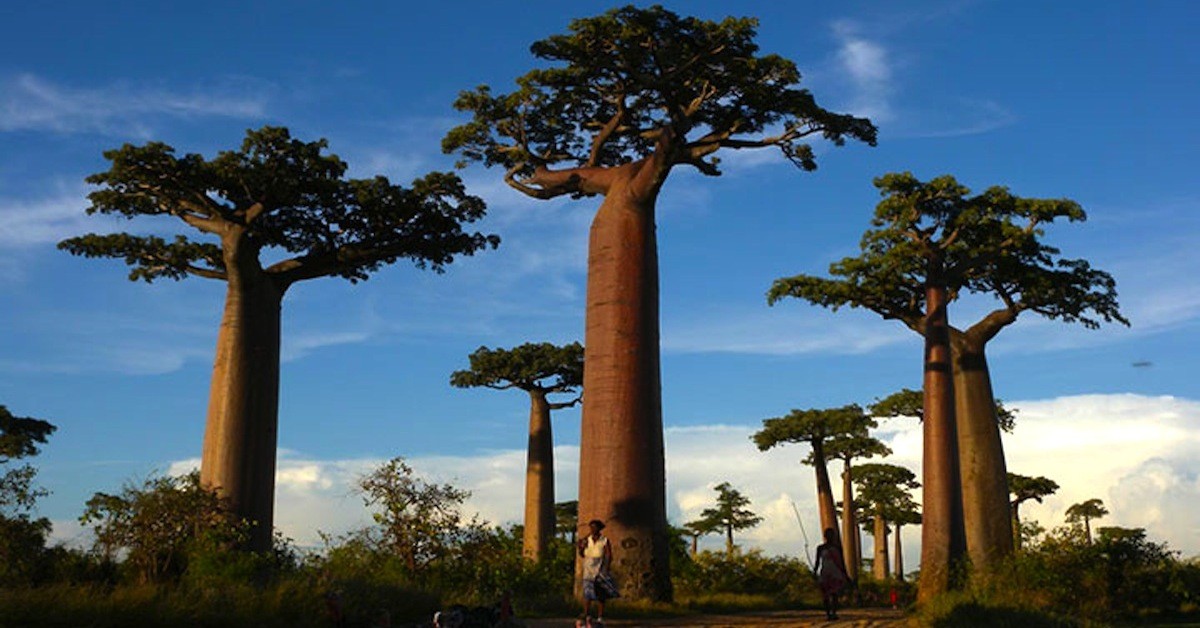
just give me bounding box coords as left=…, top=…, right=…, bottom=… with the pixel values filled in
left=443, top=6, right=875, bottom=600
left=690, top=482, right=763, bottom=556
left=1066, top=498, right=1108, bottom=545
left=450, top=342, right=584, bottom=562
left=824, top=427, right=890, bottom=583
left=891, top=501, right=922, bottom=582
left=681, top=519, right=716, bottom=558
left=1007, top=472, right=1058, bottom=550
left=853, top=463, right=920, bottom=581
left=753, top=405, right=869, bottom=552
left=770, top=173, right=1126, bottom=597
left=60, top=127, right=498, bottom=551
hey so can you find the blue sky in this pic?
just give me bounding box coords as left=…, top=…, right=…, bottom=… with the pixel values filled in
left=2, top=1, right=1198, bottom=559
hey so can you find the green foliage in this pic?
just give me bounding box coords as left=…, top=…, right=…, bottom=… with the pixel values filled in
left=1065, top=498, right=1108, bottom=525
left=59, top=126, right=498, bottom=285
left=752, top=404, right=868, bottom=453
left=450, top=342, right=584, bottom=398
left=673, top=549, right=818, bottom=605
left=79, top=470, right=251, bottom=584
left=444, top=4, right=874, bottom=190
left=0, top=405, right=57, bottom=586
left=554, top=500, right=578, bottom=540
left=768, top=172, right=1128, bottom=334
left=1008, top=473, right=1059, bottom=508
left=690, top=482, right=763, bottom=553
left=852, top=463, right=920, bottom=526
left=870, top=388, right=1017, bottom=431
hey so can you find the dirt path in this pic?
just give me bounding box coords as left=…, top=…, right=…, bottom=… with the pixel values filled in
left=523, top=608, right=908, bottom=627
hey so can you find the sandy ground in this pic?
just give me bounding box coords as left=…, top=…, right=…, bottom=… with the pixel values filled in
left=522, top=608, right=909, bottom=627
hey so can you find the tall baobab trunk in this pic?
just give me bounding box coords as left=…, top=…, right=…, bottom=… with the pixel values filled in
left=523, top=391, right=555, bottom=562
left=200, top=236, right=284, bottom=552
left=893, top=523, right=905, bottom=581
left=917, top=278, right=965, bottom=603
left=578, top=165, right=671, bottom=602
left=812, top=440, right=841, bottom=547
left=842, top=464, right=860, bottom=582
left=872, top=515, right=889, bottom=580
left=952, top=335, right=1013, bottom=573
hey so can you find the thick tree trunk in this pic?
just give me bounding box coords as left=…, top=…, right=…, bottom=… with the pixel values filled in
left=841, top=462, right=860, bottom=582
left=578, top=169, right=671, bottom=602
left=523, top=391, right=555, bottom=562
left=917, top=280, right=965, bottom=603
left=200, top=237, right=283, bottom=553
left=952, top=337, right=1013, bottom=573
left=872, top=515, right=889, bottom=580
left=812, top=440, right=841, bottom=548
left=894, top=523, right=905, bottom=581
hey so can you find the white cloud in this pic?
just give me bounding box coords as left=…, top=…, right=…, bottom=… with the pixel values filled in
left=831, top=20, right=895, bottom=124
left=0, top=73, right=267, bottom=136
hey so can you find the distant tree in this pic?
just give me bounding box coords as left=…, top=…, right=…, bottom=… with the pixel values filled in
left=754, top=405, right=867, bottom=551
left=80, top=470, right=246, bottom=584
left=823, top=426, right=890, bottom=583
left=691, top=482, right=763, bottom=555
left=445, top=5, right=875, bottom=601
left=60, top=127, right=498, bottom=551
left=1007, top=473, right=1059, bottom=550
left=555, top=500, right=579, bottom=542
left=681, top=518, right=717, bottom=557
left=1066, top=498, right=1109, bottom=545
left=853, top=463, right=920, bottom=580
left=451, top=342, right=583, bottom=562
left=891, top=502, right=922, bottom=582
left=772, top=173, right=1126, bottom=597
left=0, top=405, right=57, bottom=585
left=356, top=457, right=476, bottom=573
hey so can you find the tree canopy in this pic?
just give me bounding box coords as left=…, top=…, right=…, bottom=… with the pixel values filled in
left=1008, top=473, right=1060, bottom=507
left=443, top=4, right=876, bottom=198
left=60, top=126, right=498, bottom=286
left=450, top=342, right=584, bottom=400
left=691, top=481, right=763, bottom=553
left=1066, top=498, right=1109, bottom=524
left=753, top=404, right=869, bottom=452
left=768, top=172, right=1128, bottom=336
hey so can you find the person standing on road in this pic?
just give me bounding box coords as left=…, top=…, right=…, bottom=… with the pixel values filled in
left=814, top=527, right=851, bottom=620
left=578, top=519, right=615, bottom=625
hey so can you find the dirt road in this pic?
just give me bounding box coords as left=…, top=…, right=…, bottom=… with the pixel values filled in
left=523, top=608, right=908, bottom=627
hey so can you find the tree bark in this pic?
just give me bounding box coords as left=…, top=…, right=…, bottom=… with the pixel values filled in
left=577, top=163, right=671, bottom=602
left=894, top=523, right=905, bottom=581
left=872, top=514, right=889, bottom=580
left=812, top=440, right=841, bottom=548
left=1011, top=501, right=1023, bottom=551
left=917, top=279, right=965, bottom=603
left=951, top=334, right=1014, bottom=574
left=841, top=462, right=859, bottom=582
left=523, top=391, right=555, bottom=562
left=200, top=233, right=283, bottom=552
left=725, top=524, right=734, bottom=556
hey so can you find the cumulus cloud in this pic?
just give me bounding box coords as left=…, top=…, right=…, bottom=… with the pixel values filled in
left=0, top=73, right=268, bottom=136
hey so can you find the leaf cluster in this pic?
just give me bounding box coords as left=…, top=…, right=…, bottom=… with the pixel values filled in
left=59, top=127, right=498, bottom=285
left=449, top=342, right=583, bottom=397
left=444, top=5, right=874, bottom=183
left=752, top=403, right=868, bottom=454
left=769, top=172, right=1129, bottom=334
left=1008, top=472, right=1060, bottom=506
left=692, top=481, right=763, bottom=534
left=851, top=462, right=920, bottom=523
left=1065, top=498, right=1109, bottom=523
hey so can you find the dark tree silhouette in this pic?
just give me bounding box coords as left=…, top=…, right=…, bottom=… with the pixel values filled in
left=444, top=6, right=875, bottom=601
left=1066, top=498, right=1109, bottom=545
left=450, top=342, right=583, bottom=562
left=0, top=405, right=57, bottom=584
left=1007, top=472, right=1059, bottom=550
left=60, top=127, right=498, bottom=550
left=690, top=481, right=763, bottom=555
left=771, top=173, right=1126, bottom=598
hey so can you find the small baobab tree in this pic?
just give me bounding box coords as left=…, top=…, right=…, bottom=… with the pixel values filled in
left=451, top=342, right=583, bottom=562
left=1007, top=472, right=1059, bottom=550
left=690, top=482, right=763, bottom=556
left=1065, top=498, right=1108, bottom=545
left=853, top=463, right=920, bottom=581
left=824, top=427, right=890, bottom=583
left=753, top=405, right=868, bottom=552
left=444, top=5, right=875, bottom=601
left=59, top=127, right=498, bottom=551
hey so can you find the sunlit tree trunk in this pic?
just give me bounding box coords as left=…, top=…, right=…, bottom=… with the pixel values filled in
left=872, top=515, right=889, bottom=580
left=842, top=463, right=860, bottom=582
left=952, top=334, right=1014, bottom=574
left=578, top=165, right=671, bottom=602
left=524, top=391, right=555, bottom=562
left=917, top=277, right=965, bottom=603
left=200, top=234, right=284, bottom=552
left=812, top=440, right=841, bottom=548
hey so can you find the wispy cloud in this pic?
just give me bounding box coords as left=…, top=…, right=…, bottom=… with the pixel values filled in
left=832, top=20, right=895, bottom=124
left=663, top=306, right=909, bottom=356
left=55, top=394, right=1198, bottom=560
left=0, top=184, right=105, bottom=248
left=0, top=73, right=269, bottom=136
